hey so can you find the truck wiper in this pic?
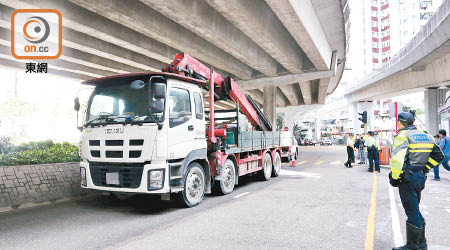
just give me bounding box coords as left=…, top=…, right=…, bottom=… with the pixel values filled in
left=85, top=113, right=117, bottom=127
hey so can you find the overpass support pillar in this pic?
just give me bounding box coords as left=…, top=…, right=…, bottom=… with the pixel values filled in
left=263, top=85, right=277, bottom=131
left=424, top=89, right=446, bottom=135
left=352, top=103, right=361, bottom=135
left=314, top=119, right=321, bottom=140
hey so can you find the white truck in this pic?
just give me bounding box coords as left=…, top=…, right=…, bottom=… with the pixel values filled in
left=280, top=131, right=298, bottom=162
left=75, top=54, right=283, bottom=207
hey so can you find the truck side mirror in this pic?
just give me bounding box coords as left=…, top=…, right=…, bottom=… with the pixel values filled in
left=150, top=99, right=164, bottom=113
left=150, top=76, right=166, bottom=99
left=74, top=97, right=80, bottom=111
left=152, top=82, right=166, bottom=99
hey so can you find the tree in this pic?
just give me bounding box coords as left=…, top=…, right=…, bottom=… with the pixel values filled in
left=0, top=136, right=13, bottom=154
left=276, top=115, right=284, bottom=131
left=0, top=97, right=35, bottom=131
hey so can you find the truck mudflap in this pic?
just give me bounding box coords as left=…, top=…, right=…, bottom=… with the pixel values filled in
left=169, top=149, right=211, bottom=194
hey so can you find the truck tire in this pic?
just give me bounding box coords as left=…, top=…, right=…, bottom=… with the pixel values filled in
left=214, top=159, right=236, bottom=195
left=272, top=152, right=282, bottom=177
left=259, top=153, right=272, bottom=181
left=179, top=162, right=205, bottom=208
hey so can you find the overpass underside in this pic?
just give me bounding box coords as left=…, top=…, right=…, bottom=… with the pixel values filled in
left=0, top=0, right=347, bottom=111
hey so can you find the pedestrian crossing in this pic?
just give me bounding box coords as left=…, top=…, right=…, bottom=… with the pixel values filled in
left=294, top=160, right=346, bottom=166
left=294, top=160, right=343, bottom=166
left=293, top=160, right=369, bottom=166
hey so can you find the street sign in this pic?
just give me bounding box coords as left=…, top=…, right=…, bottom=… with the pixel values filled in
left=388, top=102, right=403, bottom=118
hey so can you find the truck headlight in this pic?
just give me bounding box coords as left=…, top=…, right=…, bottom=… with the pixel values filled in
left=80, top=167, right=87, bottom=187
left=148, top=169, right=164, bottom=190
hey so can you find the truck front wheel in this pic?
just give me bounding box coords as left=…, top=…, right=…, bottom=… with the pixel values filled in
left=180, top=162, right=205, bottom=207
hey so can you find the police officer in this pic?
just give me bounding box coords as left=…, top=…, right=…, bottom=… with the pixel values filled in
left=365, top=131, right=380, bottom=172
left=390, top=112, right=444, bottom=250
left=344, top=133, right=355, bottom=168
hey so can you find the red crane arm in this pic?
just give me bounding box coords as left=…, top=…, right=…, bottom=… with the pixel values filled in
left=162, top=53, right=263, bottom=130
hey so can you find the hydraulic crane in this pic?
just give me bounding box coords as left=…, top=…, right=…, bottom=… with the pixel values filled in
left=163, top=53, right=272, bottom=131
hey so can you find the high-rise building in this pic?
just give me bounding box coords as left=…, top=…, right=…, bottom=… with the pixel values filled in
left=368, top=0, right=392, bottom=70
left=352, top=0, right=442, bottom=74
left=336, top=0, right=443, bottom=98
left=419, top=0, right=443, bottom=26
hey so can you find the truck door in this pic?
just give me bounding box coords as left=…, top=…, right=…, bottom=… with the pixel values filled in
left=167, top=87, right=196, bottom=159
left=193, top=92, right=206, bottom=145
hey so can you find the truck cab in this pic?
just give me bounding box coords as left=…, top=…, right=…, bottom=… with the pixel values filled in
left=79, top=73, right=210, bottom=205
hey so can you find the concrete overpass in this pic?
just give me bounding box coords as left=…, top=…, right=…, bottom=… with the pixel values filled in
left=341, top=0, right=450, bottom=135
left=0, top=0, right=348, bottom=125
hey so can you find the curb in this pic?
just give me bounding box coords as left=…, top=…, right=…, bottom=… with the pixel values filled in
left=0, top=193, right=99, bottom=214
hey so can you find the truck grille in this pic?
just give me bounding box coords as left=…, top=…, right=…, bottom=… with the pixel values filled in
left=105, top=140, right=123, bottom=146
left=87, top=139, right=144, bottom=159
left=89, top=162, right=144, bottom=188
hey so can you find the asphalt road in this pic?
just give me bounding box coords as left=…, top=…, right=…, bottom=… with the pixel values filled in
left=1, top=145, right=450, bottom=250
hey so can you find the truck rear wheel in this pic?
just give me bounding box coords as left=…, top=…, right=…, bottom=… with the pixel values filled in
left=215, top=159, right=236, bottom=195
left=259, top=153, right=272, bottom=181
left=179, top=162, right=205, bottom=207
left=272, top=152, right=282, bottom=177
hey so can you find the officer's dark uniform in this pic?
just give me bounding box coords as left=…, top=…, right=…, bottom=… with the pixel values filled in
left=366, top=131, right=380, bottom=172
left=390, top=112, right=444, bottom=250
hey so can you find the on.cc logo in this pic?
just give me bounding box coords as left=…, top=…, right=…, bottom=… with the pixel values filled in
left=22, top=16, right=50, bottom=44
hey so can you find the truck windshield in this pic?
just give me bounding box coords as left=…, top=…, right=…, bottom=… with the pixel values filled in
left=85, top=83, right=164, bottom=125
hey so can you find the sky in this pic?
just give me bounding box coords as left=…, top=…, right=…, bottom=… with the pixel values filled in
left=0, top=67, right=87, bottom=143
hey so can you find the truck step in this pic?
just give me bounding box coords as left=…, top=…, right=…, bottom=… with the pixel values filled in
left=170, top=175, right=183, bottom=180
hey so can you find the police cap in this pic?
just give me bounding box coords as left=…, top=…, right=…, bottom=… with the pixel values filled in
left=368, top=131, right=375, bottom=136
left=398, top=112, right=414, bottom=123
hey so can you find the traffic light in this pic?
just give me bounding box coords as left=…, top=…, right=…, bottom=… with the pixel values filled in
left=358, top=111, right=367, bottom=124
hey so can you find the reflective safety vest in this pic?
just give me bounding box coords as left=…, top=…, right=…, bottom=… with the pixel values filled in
left=391, top=126, right=444, bottom=180
left=366, top=136, right=380, bottom=151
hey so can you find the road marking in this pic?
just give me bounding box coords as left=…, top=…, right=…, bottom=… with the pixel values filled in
left=280, top=170, right=321, bottom=179
left=315, top=160, right=323, bottom=165
left=233, top=192, right=250, bottom=199
left=389, top=184, right=403, bottom=247
left=446, top=209, right=450, bottom=214
left=331, top=161, right=341, bottom=165
left=297, top=160, right=307, bottom=165
left=364, top=170, right=377, bottom=250
left=426, top=184, right=450, bottom=187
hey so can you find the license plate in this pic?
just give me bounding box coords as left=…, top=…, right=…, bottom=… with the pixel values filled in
left=106, top=172, right=120, bottom=185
